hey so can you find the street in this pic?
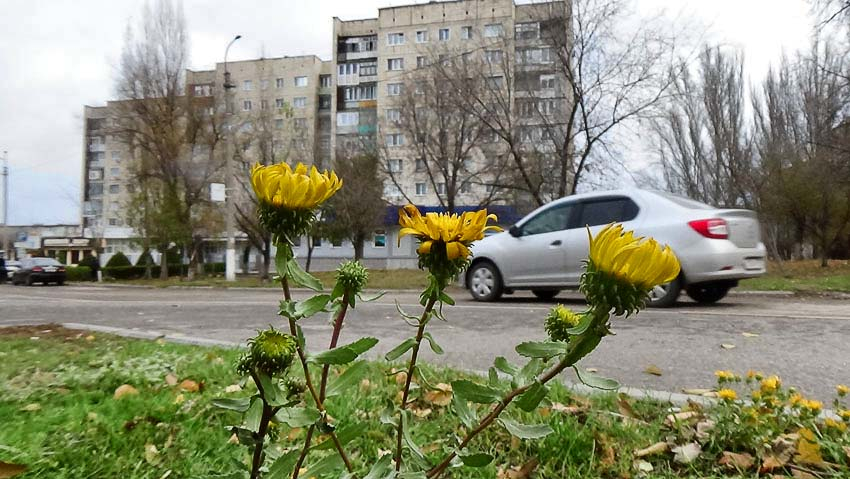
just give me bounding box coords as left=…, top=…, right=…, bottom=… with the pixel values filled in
left=1, top=284, right=848, bottom=401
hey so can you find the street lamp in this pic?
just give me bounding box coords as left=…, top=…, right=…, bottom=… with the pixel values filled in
left=223, top=35, right=241, bottom=282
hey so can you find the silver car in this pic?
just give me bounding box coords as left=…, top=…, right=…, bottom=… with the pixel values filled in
left=465, top=189, right=766, bottom=306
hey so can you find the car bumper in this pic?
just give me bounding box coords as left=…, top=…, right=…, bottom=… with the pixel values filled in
left=681, top=241, right=767, bottom=285
left=29, top=273, right=67, bottom=282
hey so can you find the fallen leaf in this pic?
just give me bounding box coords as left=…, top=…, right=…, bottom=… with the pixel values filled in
left=114, top=384, right=139, bottom=400
left=85, top=335, right=96, bottom=341
left=672, top=443, right=702, bottom=465
left=791, top=469, right=817, bottom=479
left=224, top=384, right=242, bottom=393
left=173, top=394, right=185, bottom=405
left=720, top=343, right=736, bottom=350
left=633, top=460, right=653, bottom=473
left=682, top=388, right=714, bottom=395
left=760, top=435, right=795, bottom=473
left=165, top=373, right=178, bottom=386
left=421, top=442, right=441, bottom=454
left=21, top=403, right=41, bottom=412
left=550, top=402, right=584, bottom=415
left=510, top=436, right=521, bottom=451
left=634, top=442, right=668, bottom=458
left=617, top=393, right=638, bottom=419
left=0, top=461, right=27, bottom=478
left=742, top=332, right=759, bottom=338
left=394, top=370, right=408, bottom=385
left=497, top=458, right=538, bottom=479
left=178, top=379, right=200, bottom=393
left=228, top=433, right=239, bottom=444
left=644, top=365, right=663, bottom=376
left=795, top=428, right=824, bottom=467
left=411, top=407, right=432, bottom=418
left=695, top=419, right=715, bottom=441
left=585, top=367, right=598, bottom=373
left=144, top=444, right=159, bottom=464
left=423, top=383, right=452, bottom=407
left=719, top=451, right=755, bottom=471
left=843, top=446, right=850, bottom=462
left=664, top=411, right=700, bottom=427
left=596, top=433, right=615, bottom=468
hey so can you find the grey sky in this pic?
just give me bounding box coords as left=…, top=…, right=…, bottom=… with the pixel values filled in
left=0, top=0, right=812, bottom=225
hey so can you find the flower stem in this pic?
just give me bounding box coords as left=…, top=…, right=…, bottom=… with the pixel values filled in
left=394, top=295, right=438, bottom=472
left=249, top=372, right=276, bottom=479
left=320, top=290, right=350, bottom=400
left=281, top=276, right=355, bottom=477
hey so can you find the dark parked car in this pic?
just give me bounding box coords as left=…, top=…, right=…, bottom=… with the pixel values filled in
left=0, top=258, right=6, bottom=283
left=12, top=257, right=67, bottom=286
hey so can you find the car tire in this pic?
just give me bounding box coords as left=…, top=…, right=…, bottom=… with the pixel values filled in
left=25, top=276, right=34, bottom=286
left=686, top=283, right=730, bottom=304
left=468, top=261, right=503, bottom=302
left=647, top=276, right=682, bottom=308
left=532, top=289, right=560, bottom=300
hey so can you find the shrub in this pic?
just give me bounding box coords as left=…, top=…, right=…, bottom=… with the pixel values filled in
left=66, top=266, right=92, bottom=282
left=105, top=252, right=131, bottom=268
left=203, top=262, right=225, bottom=275
left=78, top=254, right=100, bottom=272
left=102, top=263, right=187, bottom=280
left=136, top=249, right=155, bottom=267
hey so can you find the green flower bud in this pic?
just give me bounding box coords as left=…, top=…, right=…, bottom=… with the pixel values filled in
left=545, top=305, right=584, bottom=342
left=580, top=260, right=649, bottom=316
left=237, top=327, right=297, bottom=377
left=336, top=260, right=369, bottom=294
left=257, top=202, right=316, bottom=244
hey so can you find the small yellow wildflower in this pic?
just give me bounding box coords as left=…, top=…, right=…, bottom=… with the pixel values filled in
left=801, top=399, right=823, bottom=413
left=718, top=389, right=737, bottom=401
left=587, top=224, right=680, bottom=289
left=250, top=162, right=342, bottom=210
left=760, top=375, right=781, bottom=394
left=824, top=418, right=847, bottom=431
left=789, top=393, right=804, bottom=406
left=838, top=409, right=850, bottom=421
left=746, top=370, right=762, bottom=381
left=837, top=384, right=850, bottom=397
left=715, top=370, right=736, bottom=382
left=544, top=305, right=584, bottom=342
left=750, top=390, right=762, bottom=401
left=398, top=205, right=501, bottom=261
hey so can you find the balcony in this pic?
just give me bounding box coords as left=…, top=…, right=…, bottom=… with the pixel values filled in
left=337, top=50, right=377, bottom=62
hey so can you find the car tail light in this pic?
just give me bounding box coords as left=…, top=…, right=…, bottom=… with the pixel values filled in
left=32, top=266, right=43, bottom=272
left=688, top=218, right=729, bottom=239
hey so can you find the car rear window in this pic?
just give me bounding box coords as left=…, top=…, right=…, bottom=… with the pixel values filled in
left=578, top=198, right=639, bottom=227
left=33, top=258, right=62, bottom=266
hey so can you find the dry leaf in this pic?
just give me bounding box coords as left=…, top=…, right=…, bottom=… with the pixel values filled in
left=664, top=411, right=700, bottom=427
left=795, top=428, right=824, bottom=467
left=633, top=459, right=653, bottom=473
left=165, top=373, right=178, bottom=386
left=644, top=365, right=663, bottom=376
left=695, top=419, right=715, bottom=441
left=411, top=407, right=432, bottom=418
left=843, top=445, right=850, bottom=462
left=672, top=443, right=702, bottom=464
left=21, top=403, right=41, bottom=412
left=719, top=451, right=755, bottom=470
left=394, top=370, right=408, bottom=385
left=585, top=367, right=598, bottom=373
left=596, top=433, right=615, bottom=467
left=179, top=379, right=200, bottom=393
left=359, top=379, right=372, bottom=390
left=742, top=332, right=759, bottom=338
left=144, top=444, right=159, bottom=464
left=228, top=433, right=239, bottom=444
left=224, top=384, right=242, bottom=393
left=617, top=393, right=638, bottom=419
left=791, top=469, right=817, bottom=479
left=760, top=436, right=794, bottom=473
left=114, top=384, right=139, bottom=399
left=173, top=394, right=185, bottom=405
left=421, top=442, right=441, bottom=454
left=497, top=458, right=538, bottom=479
left=720, top=343, right=736, bottom=350
left=85, top=335, right=96, bottom=341
left=0, top=461, right=27, bottom=478
left=510, top=436, right=521, bottom=451
left=550, top=402, right=584, bottom=415
left=634, top=442, right=668, bottom=458
left=423, top=383, right=453, bottom=407
left=682, top=388, right=714, bottom=395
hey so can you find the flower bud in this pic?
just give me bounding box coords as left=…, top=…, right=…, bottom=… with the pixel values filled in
left=336, top=260, right=369, bottom=295
left=544, top=305, right=583, bottom=342
left=237, top=327, right=297, bottom=377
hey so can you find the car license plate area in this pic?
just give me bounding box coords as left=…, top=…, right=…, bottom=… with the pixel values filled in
left=44, top=267, right=57, bottom=272
left=743, top=258, right=763, bottom=270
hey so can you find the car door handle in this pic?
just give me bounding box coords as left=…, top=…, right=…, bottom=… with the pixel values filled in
left=550, top=240, right=562, bottom=246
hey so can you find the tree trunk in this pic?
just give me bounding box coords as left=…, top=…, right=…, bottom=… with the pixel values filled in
left=159, top=246, right=169, bottom=280
left=306, top=242, right=314, bottom=273
left=261, top=237, right=271, bottom=281
left=353, top=234, right=365, bottom=261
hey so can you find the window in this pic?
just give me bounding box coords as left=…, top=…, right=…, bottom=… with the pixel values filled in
left=242, top=80, right=252, bottom=91
left=387, top=83, right=403, bottom=96
left=110, top=201, right=119, bottom=211
left=242, top=100, right=252, bottom=111
left=293, top=118, right=307, bottom=129
left=383, top=184, right=402, bottom=197
left=519, top=126, right=536, bottom=142
left=126, top=184, right=135, bottom=194
left=436, top=183, right=447, bottom=195
left=462, top=157, right=472, bottom=170
left=193, top=84, right=212, bottom=96
left=386, top=133, right=404, bottom=146
left=460, top=182, right=472, bottom=194
left=439, top=28, right=450, bottom=41
left=276, top=78, right=284, bottom=88
left=415, top=158, right=426, bottom=171
left=414, top=81, right=426, bottom=95
left=110, top=167, right=120, bottom=177
left=260, top=99, right=269, bottom=110
left=539, top=99, right=557, bottom=115
left=416, top=56, right=429, bottom=68
left=484, top=23, right=503, bottom=38
left=485, top=49, right=503, bottom=64
left=275, top=119, right=284, bottom=129
left=291, top=236, right=302, bottom=247
left=359, top=62, right=377, bottom=76
left=293, top=97, right=307, bottom=108
left=109, top=218, right=119, bottom=226
left=540, top=74, right=556, bottom=90
left=338, top=63, right=358, bottom=76
left=111, top=151, right=121, bottom=161
left=388, top=58, right=404, bottom=71
left=387, top=32, right=405, bottom=45
left=486, top=76, right=504, bottom=89
left=343, top=85, right=376, bottom=101
left=438, top=54, right=451, bottom=66
left=260, top=79, right=269, bottom=90
left=521, top=204, right=574, bottom=235
left=312, top=237, right=322, bottom=247
left=385, top=108, right=401, bottom=123
left=519, top=47, right=554, bottom=64
left=578, top=198, right=640, bottom=227
left=337, top=111, right=359, bottom=126
left=320, top=74, right=332, bottom=88
left=515, top=22, right=540, bottom=40
left=373, top=230, right=387, bottom=248
left=519, top=100, right=536, bottom=118
left=415, top=182, right=427, bottom=195
left=416, top=30, right=428, bottom=43
left=294, top=76, right=308, bottom=87
left=461, top=26, right=472, bottom=40
left=388, top=159, right=403, bottom=173
left=109, top=184, right=120, bottom=194
left=319, top=95, right=332, bottom=109
left=331, top=238, right=343, bottom=248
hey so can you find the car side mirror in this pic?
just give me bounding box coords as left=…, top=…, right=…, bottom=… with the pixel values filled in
left=508, top=225, right=522, bottom=237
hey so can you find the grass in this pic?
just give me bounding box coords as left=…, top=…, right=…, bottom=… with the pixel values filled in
left=738, top=259, right=850, bottom=294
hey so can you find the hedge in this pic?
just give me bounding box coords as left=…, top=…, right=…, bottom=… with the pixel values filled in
left=203, top=262, right=225, bottom=275
left=66, top=266, right=93, bottom=282
left=105, top=252, right=132, bottom=268
left=103, top=264, right=188, bottom=280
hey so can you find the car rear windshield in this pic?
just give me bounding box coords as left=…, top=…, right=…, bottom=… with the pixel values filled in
left=652, top=191, right=714, bottom=210
left=32, top=258, right=62, bottom=266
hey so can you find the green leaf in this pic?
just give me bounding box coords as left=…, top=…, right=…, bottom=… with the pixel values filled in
left=401, top=411, right=426, bottom=461
left=278, top=300, right=298, bottom=320
left=452, top=393, right=478, bottom=429
left=515, top=341, right=569, bottom=359
left=385, top=337, right=417, bottom=361
left=303, top=453, right=344, bottom=478
left=488, top=367, right=500, bottom=387
left=330, top=280, right=345, bottom=301
left=457, top=450, right=493, bottom=467
left=422, top=332, right=443, bottom=355
left=397, top=473, right=427, bottom=479
left=295, top=294, right=331, bottom=318
left=493, top=356, right=519, bottom=376
left=363, top=454, right=394, bottom=479
left=325, top=361, right=369, bottom=398
left=438, top=290, right=455, bottom=305
left=311, top=337, right=379, bottom=365
left=498, top=418, right=553, bottom=439
left=515, top=381, right=549, bottom=412
left=516, top=358, right=544, bottom=387
left=573, top=366, right=619, bottom=390
left=379, top=401, right=398, bottom=427
left=273, top=407, right=321, bottom=427
left=243, top=398, right=263, bottom=433
left=274, top=243, right=293, bottom=278
left=255, top=372, right=285, bottom=406
left=313, top=422, right=367, bottom=451
left=358, top=291, right=386, bottom=303
left=564, top=313, right=593, bottom=335
left=452, top=380, right=502, bottom=404
left=265, top=450, right=299, bottom=479
left=211, top=398, right=251, bottom=412
left=286, top=258, right=323, bottom=291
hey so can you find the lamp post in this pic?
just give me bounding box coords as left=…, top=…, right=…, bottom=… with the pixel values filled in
left=1, top=150, right=8, bottom=259
left=223, top=35, right=241, bottom=281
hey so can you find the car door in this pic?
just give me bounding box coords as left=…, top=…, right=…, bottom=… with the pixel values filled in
left=501, top=202, right=576, bottom=286
left=562, top=196, right=642, bottom=282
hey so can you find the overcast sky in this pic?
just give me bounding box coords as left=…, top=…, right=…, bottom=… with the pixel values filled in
left=0, top=0, right=813, bottom=225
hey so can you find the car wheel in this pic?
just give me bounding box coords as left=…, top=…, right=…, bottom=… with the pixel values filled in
left=468, top=261, right=503, bottom=302
left=647, top=276, right=682, bottom=308
left=532, top=289, right=559, bottom=300
left=25, top=275, right=35, bottom=286
left=686, top=283, right=730, bottom=304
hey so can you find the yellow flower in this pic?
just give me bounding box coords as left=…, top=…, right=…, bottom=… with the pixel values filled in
left=398, top=205, right=501, bottom=261
left=715, top=370, right=736, bottom=381
left=751, top=390, right=762, bottom=401
left=789, top=393, right=804, bottom=406
left=801, top=399, right=823, bottom=413
left=760, top=375, right=781, bottom=394
left=824, top=418, right=847, bottom=431
left=746, top=370, right=762, bottom=380
left=250, top=162, right=342, bottom=210
left=838, top=409, right=850, bottom=421
left=718, top=388, right=737, bottom=401
left=544, top=305, right=584, bottom=342
left=587, top=224, right=680, bottom=290
left=837, top=384, right=850, bottom=397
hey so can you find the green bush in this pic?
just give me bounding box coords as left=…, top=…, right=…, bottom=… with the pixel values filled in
left=103, top=264, right=187, bottom=280
left=66, top=266, right=93, bottom=282
left=136, top=249, right=155, bottom=267
left=105, top=252, right=132, bottom=268
left=78, top=255, right=100, bottom=272
left=203, top=262, right=225, bottom=275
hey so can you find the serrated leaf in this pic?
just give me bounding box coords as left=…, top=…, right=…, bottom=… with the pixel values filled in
left=498, top=418, right=553, bottom=439
left=211, top=398, right=251, bottom=412
left=457, top=450, right=493, bottom=467
left=330, top=281, right=345, bottom=301
left=488, top=367, right=499, bottom=387
left=564, top=313, right=593, bottom=335
left=311, top=337, right=379, bottom=365
left=494, top=356, right=519, bottom=376
left=265, top=450, right=299, bottom=479
left=516, top=358, right=544, bottom=387
left=295, top=294, right=331, bottom=318
left=326, top=361, right=369, bottom=397
left=243, top=398, right=263, bottom=433
left=286, top=258, right=323, bottom=291
left=573, top=366, right=619, bottom=390
left=273, top=407, right=321, bottom=427
left=452, top=380, right=502, bottom=404
left=385, top=338, right=417, bottom=361
left=256, top=372, right=285, bottom=406
left=515, top=381, right=549, bottom=412
left=515, top=341, right=568, bottom=359
left=452, top=393, right=478, bottom=429
left=274, top=243, right=293, bottom=278
left=422, top=332, right=443, bottom=355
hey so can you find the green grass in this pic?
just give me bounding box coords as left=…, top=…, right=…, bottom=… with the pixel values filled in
left=738, top=259, right=850, bottom=294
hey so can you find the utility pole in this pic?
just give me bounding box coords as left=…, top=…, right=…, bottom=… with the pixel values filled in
left=223, top=35, right=241, bottom=282
left=1, top=151, right=8, bottom=259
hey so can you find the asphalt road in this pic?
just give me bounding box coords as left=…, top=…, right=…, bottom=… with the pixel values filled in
left=1, top=283, right=848, bottom=401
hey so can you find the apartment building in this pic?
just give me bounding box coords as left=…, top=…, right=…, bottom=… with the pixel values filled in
left=80, top=0, right=566, bottom=269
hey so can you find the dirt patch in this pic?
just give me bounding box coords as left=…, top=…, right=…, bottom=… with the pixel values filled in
left=0, top=324, right=89, bottom=340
